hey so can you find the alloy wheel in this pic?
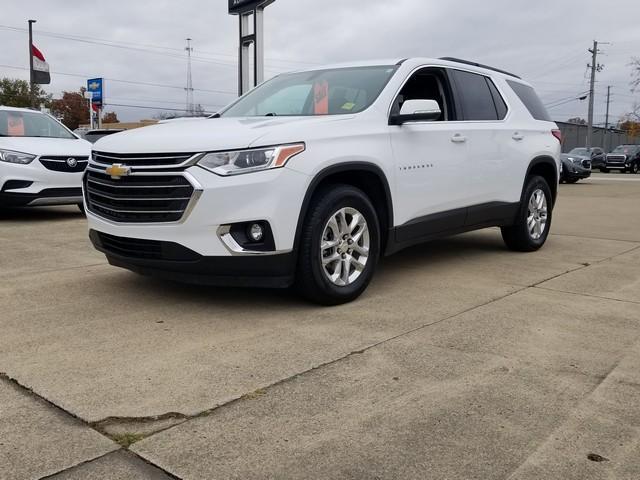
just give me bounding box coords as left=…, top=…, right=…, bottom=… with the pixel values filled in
left=320, top=207, right=370, bottom=286
left=527, top=188, right=548, bottom=240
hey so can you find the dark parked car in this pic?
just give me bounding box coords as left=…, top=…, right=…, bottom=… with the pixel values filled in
left=604, top=145, right=640, bottom=173
left=79, top=129, right=125, bottom=144
left=560, top=148, right=593, bottom=183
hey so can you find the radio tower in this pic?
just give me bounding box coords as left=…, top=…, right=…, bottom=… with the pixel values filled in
left=185, top=38, right=194, bottom=116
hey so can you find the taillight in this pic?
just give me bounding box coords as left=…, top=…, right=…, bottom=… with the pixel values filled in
left=551, top=129, right=562, bottom=143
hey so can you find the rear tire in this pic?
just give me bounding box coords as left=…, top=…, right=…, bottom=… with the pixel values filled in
left=295, top=184, right=380, bottom=305
left=501, top=175, right=553, bottom=252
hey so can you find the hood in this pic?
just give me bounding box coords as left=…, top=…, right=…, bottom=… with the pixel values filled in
left=0, top=136, right=91, bottom=157
left=561, top=153, right=589, bottom=163
left=93, top=115, right=357, bottom=154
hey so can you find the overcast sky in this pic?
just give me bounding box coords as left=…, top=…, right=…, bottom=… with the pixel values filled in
left=1, top=0, right=638, bottom=123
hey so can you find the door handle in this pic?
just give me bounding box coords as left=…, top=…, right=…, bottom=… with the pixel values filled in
left=451, top=134, right=467, bottom=143
left=512, top=132, right=524, bottom=141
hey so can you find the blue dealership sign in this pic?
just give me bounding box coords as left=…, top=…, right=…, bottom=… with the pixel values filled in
left=87, top=78, right=103, bottom=106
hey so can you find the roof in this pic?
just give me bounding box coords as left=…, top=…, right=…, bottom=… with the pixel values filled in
left=286, top=57, right=524, bottom=81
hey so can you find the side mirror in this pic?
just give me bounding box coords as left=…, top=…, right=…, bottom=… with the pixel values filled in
left=390, top=99, right=442, bottom=125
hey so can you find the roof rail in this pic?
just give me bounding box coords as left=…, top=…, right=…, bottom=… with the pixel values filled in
left=439, top=57, right=521, bottom=79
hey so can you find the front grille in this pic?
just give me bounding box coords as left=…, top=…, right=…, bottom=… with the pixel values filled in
left=92, top=151, right=196, bottom=167
left=92, top=231, right=200, bottom=261
left=84, top=170, right=195, bottom=223
left=582, top=160, right=591, bottom=168
left=607, top=155, right=626, bottom=163
left=40, top=156, right=89, bottom=173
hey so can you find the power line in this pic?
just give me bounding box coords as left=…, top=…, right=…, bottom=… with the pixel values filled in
left=0, top=24, right=319, bottom=68
left=0, top=63, right=236, bottom=95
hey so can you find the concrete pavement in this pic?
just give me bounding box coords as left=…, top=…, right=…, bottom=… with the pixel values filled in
left=0, top=173, right=638, bottom=479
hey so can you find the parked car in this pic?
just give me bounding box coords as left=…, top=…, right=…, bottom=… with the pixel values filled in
left=82, top=129, right=126, bottom=144
left=0, top=106, right=91, bottom=210
left=84, top=57, right=560, bottom=304
left=604, top=145, right=640, bottom=173
left=589, top=147, right=606, bottom=170
left=560, top=148, right=593, bottom=183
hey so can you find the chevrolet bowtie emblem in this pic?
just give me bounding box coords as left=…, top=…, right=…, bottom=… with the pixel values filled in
left=105, top=163, right=131, bottom=179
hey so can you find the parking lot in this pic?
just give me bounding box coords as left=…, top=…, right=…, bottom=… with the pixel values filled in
left=1, top=172, right=639, bottom=479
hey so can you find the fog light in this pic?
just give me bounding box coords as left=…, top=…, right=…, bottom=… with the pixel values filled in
left=248, top=223, right=264, bottom=242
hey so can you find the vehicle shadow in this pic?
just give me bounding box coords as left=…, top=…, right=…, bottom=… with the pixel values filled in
left=0, top=206, right=84, bottom=222
left=114, top=230, right=508, bottom=310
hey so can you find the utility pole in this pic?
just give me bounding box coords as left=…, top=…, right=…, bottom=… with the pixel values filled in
left=604, top=85, right=611, bottom=152
left=185, top=38, right=194, bottom=116
left=587, top=40, right=605, bottom=148
left=28, top=19, right=36, bottom=109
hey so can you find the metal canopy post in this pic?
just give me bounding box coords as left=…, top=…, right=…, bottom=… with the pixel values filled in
left=229, top=0, right=275, bottom=96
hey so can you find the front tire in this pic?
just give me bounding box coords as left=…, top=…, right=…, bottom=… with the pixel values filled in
left=501, top=175, right=553, bottom=252
left=600, top=167, right=609, bottom=173
left=630, top=162, right=639, bottom=174
left=295, top=185, right=380, bottom=305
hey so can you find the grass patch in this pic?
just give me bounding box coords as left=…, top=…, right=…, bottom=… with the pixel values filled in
left=111, top=432, right=147, bottom=448
left=242, top=388, right=267, bottom=400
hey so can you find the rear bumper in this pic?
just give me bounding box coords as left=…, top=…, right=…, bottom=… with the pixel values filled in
left=89, top=230, right=296, bottom=288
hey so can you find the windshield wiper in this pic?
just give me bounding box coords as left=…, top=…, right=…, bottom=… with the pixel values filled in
left=264, top=112, right=277, bottom=117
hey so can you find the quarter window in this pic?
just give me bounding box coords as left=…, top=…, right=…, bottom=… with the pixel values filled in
left=506, top=80, right=552, bottom=122
left=451, top=70, right=500, bottom=121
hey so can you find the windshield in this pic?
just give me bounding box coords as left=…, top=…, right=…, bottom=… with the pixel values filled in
left=612, top=145, right=637, bottom=154
left=0, top=110, right=75, bottom=139
left=569, top=148, right=589, bottom=155
left=221, top=66, right=398, bottom=118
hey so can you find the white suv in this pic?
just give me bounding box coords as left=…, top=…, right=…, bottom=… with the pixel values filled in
left=1, top=106, right=91, bottom=209
left=84, top=57, right=560, bottom=304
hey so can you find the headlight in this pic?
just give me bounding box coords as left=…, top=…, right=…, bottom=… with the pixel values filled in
left=197, top=144, right=305, bottom=176
left=0, top=149, right=36, bottom=164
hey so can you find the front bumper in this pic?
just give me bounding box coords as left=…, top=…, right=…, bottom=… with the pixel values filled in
left=0, top=188, right=82, bottom=207
left=1, top=160, right=84, bottom=207
left=89, top=230, right=296, bottom=288
left=86, top=165, right=310, bottom=257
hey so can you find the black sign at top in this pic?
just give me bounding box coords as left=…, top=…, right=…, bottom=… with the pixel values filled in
left=228, top=0, right=274, bottom=14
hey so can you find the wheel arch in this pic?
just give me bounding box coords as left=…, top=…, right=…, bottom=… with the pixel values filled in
left=293, top=162, right=394, bottom=254
left=526, top=156, right=558, bottom=204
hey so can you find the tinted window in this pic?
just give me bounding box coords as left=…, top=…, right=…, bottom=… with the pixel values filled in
left=487, top=79, right=508, bottom=119
left=394, top=68, right=455, bottom=121
left=451, top=70, right=499, bottom=121
left=507, top=80, right=552, bottom=121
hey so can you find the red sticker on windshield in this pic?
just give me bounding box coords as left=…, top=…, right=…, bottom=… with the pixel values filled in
left=7, top=113, right=25, bottom=136
left=314, top=80, right=329, bottom=115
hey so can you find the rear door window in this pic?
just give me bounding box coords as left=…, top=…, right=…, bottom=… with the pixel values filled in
left=450, top=70, right=500, bottom=121
left=506, top=80, right=552, bottom=121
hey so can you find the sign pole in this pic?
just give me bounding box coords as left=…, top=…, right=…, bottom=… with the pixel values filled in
left=28, top=20, right=36, bottom=108
left=229, top=0, right=275, bottom=96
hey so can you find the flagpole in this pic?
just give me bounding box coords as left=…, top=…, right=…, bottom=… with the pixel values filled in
left=28, top=19, right=36, bottom=109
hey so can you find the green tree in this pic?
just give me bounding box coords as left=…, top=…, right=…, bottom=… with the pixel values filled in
left=0, top=77, right=51, bottom=108
left=50, top=88, right=89, bottom=130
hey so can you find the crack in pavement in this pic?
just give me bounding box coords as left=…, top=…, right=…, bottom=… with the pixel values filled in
left=0, top=374, right=182, bottom=480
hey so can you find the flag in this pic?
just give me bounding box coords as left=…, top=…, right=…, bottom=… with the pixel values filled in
left=31, top=44, right=50, bottom=84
